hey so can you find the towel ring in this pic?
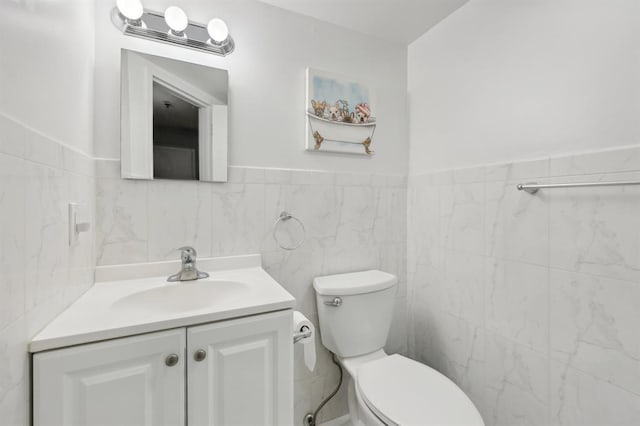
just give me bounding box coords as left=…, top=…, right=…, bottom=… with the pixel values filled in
left=273, top=211, right=306, bottom=251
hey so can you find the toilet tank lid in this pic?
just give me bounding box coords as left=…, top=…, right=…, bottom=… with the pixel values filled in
left=313, top=270, right=397, bottom=296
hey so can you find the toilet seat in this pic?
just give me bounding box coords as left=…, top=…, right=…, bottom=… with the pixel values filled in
left=356, top=354, right=484, bottom=426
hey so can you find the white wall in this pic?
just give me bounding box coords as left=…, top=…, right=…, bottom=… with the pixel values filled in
left=407, top=1, right=640, bottom=424
left=408, top=146, right=640, bottom=426
left=93, top=2, right=409, bottom=423
left=0, top=1, right=96, bottom=424
left=408, top=0, right=640, bottom=174
left=0, top=0, right=95, bottom=155
left=94, top=0, right=409, bottom=174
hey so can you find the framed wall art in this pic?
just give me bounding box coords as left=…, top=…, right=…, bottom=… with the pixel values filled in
left=305, top=68, right=377, bottom=156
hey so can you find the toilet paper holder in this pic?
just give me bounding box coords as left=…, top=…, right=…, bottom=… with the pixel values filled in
left=293, top=325, right=312, bottom=344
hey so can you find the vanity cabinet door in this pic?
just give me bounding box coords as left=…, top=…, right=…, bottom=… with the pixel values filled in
left=187, top=310, right=293, bottom=426
left=33, top=329, right=186, bottom=426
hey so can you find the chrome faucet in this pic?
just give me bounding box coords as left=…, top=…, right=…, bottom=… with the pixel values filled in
left=167, top=246, right=210, bottom=282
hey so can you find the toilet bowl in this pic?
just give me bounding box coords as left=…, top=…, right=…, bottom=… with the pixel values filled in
left=313, top=270, right=484, bottom=426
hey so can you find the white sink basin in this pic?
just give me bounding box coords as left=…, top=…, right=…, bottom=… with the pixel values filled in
left=112, top=280, right=249, bottom=313
left=29, top=255, right=296, bottom=353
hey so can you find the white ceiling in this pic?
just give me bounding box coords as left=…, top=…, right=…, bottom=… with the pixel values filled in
left=255, top=0, right=469, bottom=44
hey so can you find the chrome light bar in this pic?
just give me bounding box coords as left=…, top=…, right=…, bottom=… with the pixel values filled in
left=111, top=8, right=235, bottom=56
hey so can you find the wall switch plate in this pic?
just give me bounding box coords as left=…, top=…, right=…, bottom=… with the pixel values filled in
left=69, top=203, right=90, bottom=246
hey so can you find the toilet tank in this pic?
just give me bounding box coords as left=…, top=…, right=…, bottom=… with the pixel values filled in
left=313, top=270, right=398, bottom=358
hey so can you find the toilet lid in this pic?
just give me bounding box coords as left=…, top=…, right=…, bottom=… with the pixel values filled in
left=357, top=355, right=484, bottom=426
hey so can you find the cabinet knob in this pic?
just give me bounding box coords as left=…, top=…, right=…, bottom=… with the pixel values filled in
left=194, top=349, right=207, bottom=362
left=165, top=353, right=179, bottom=367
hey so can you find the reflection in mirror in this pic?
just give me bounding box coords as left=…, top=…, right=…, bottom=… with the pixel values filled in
left=153, top=82, right=200, bottom=180
left=121, top=49, right=229, bottom=182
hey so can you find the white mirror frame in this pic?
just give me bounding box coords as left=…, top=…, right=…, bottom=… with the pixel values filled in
left=121, top=51, right=228, bottom=182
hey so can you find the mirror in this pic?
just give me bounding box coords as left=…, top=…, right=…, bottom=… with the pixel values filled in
left=121, top=49, right=228, bottom=182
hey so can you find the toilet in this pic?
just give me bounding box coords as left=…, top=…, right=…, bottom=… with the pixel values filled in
left=313, top=270, right=484, bottom=426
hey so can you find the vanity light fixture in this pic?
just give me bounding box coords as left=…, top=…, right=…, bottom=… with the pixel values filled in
left=116, top=0, right=143, bottom=23
left=164, top=6, right=188, bottom=37
left=111, top=1, right=235, bottom=56
left=207, top=18, right=229, bottom=44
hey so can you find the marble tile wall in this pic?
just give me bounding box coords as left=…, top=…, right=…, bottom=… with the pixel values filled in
left=407, top=145, right=640, bottom=426
left=0, top=114, right=96, bottom=424
left=95, top=161, right=408, bottom=424
left=5, top=113, right=636, bottom=426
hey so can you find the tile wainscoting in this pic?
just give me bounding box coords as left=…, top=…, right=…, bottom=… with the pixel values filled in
left=95, top=161, right=408, bottom=423
left=6, top=118, right=636, bottom=426
left=408, top=145, right=640, bottom=426
left=0, top=113, right=96, bottom=424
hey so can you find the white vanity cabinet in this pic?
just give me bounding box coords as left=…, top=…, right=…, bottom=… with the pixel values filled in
left=33, top=310, right=293, bottom=426
left=33, top=328, right=186, bottom=426
left=187, top=311, right=292, bottom=425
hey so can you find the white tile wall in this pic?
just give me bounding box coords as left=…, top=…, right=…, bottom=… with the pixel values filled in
left=408, top=145, right=640, bottom=426
left=95, top=162, right=408, bottom=424
left=0, top=114, right=95, bottom=424
left=8, top=111, right=637, bottom=426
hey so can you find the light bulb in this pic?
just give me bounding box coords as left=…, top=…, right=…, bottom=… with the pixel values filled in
left=164, top=6, right=188, bottom=34
left=207, top=18, right=229, bottom=44
left=116, top=0, right=143, bottom=21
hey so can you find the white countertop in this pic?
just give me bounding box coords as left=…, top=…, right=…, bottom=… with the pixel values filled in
left=30, top=255, right=295, bottom=353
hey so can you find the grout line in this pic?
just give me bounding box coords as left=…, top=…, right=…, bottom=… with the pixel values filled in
left=546, top=156, right=552, bottom=423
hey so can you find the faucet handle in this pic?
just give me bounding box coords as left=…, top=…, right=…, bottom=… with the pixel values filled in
left=178, top=246, right=197, bottom=255
left=178, top=246, right=197, bottom=263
